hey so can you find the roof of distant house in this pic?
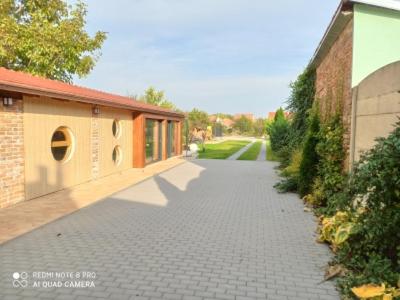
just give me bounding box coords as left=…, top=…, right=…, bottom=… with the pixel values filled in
left=234, top=113, right=254, bottom=120
left=222, top=118, right=234, bottom=127
left=267, top=111, right=291, bottom=120
left=209, top=115, right=217, bottom=122
left=0, top=68, right=183, bottom=117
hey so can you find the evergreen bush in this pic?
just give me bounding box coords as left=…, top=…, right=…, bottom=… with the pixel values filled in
left=266, top=108, right=290, bottom=153
left=298, top=105, right=320, bottom=197
left=315, top=113, right=345, bottom=210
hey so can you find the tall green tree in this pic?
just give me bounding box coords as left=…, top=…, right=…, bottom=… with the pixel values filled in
left=233, top=116, right=253, bottom=135
left=298, top=105, right=320, bottom=197
left=253, top=118, right=266, bottom=137
left=139, top=87, right=176, bottom=110
left=0, top=0, right=107, bottom=83
left=286, top=69, right=316, bottom=142
left=266, top=108, right=290, bottom=153
left=187, top=108, right=209, bottom=130
left=274, top=107, right=286, bottom=122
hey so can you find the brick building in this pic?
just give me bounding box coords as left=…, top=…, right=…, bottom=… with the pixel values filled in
left=309, top=0, right=400, bottom=168
left=0, top=68, right=184, bottom=209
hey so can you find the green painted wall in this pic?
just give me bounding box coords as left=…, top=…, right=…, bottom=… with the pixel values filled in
left=353, top=4, right=400, bottom=87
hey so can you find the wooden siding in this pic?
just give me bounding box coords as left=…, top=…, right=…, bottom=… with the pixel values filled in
left=98, top=107, right=133, bottom=177
left=133, top=113, right=145, bottom=168
left=23, top=96, right=92, bottom=200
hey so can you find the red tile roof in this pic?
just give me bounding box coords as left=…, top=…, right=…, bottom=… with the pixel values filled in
left=222, top=118, right=234, bottom=127
left=209, top=115, right=217, bottom=122
left=234, top=113, right=255, bottom=121
left=0, top=68, right=183, bottom=118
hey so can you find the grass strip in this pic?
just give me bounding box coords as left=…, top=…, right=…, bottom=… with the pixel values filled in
left=198, top=140, right=251, bottom=159
left=237, top=141, right=262, bottom=160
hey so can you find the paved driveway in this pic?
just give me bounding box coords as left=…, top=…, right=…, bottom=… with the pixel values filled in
left=0, top=160, right=338, bottom=300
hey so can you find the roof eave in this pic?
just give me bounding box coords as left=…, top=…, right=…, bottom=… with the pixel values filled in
left=309, top=0, right=400, bottom=70
left=308, top=2, right=353, bottom=70
left=351, top=0, right=400, bottom=12
left=0, top=82, right=184, bottom=119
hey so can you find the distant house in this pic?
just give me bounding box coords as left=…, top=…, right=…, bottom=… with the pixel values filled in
left=309, top=0, right=400, bottom=167
left=208, top=115, right=217, bottom=123
left=222, top=118, right=234, bottom=128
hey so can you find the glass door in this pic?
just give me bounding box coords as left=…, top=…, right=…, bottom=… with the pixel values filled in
left=158, top=121, right=163, bottom=161
left=145, top=119, right=154, bottom=164
left=146, top=119, right=163, bottom=164
left=167, top=121, right=176, bottom=158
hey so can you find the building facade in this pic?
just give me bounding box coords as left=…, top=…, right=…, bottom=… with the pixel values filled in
left=310, top=0, right=400, bottom=168
left=0, top=68, right=184, bottom=209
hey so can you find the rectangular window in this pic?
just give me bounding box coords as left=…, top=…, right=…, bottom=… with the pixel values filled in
left=145, top=119, right=161, bottom=164
left=167, top=121, right=176, bottom=158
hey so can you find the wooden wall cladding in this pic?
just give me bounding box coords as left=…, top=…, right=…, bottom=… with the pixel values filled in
left=98, top=106, right=133, bottom=178
left=133, top=112, right=145, bottom=168
left=162, top=120, right=168, bottom=160
left=23, top=96, right=92, bottom=200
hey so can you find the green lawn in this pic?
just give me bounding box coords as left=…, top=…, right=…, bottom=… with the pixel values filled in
left=266, top=139, right=279, bottom=161
left=198, top=140, right=251, bottom=159
left=237, top=141, right=262, bottom=160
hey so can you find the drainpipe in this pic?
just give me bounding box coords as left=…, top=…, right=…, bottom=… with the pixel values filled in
left=349, top=86, right=358, bottom=171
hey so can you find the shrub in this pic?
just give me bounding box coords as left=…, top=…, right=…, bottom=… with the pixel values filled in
left=339, top=121, right=400, bottom=286
left=316, top=121, right=400, bottom=299
left=275, top=148, right=302, bottom=193
left=338, top=254, right=400, bottom=299
left=315, top=113, right=345, bottom=211
left=304, top=177, right=324, bottom=206
left=318, top=211, right=357, bottom=252
left=266, top=108, right=290, bottom=153
left=298, top=105, right=320, bottom=197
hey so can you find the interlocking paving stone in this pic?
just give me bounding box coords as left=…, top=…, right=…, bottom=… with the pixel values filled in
left=0, top=159, right=339, bottom=299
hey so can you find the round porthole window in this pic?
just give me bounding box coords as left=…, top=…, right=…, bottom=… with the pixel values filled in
left=112, top=119, right=121, bottom=138
left=112, top=145, right=122, bottom=166
left=51, top=127, right=74, bottom=163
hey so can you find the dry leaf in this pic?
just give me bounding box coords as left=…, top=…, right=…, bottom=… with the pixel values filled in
left=324, top=264, right=346, bottom=281
left=351, top=283, right=385, bottom=298
left=383, top=293, right=393, bottom=300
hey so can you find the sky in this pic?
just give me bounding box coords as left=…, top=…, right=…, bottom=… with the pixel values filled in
left=73, top=0, right=340, bottom=117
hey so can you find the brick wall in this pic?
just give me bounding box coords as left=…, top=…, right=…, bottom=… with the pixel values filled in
left=315, top=19, right=353, bottom=169
left=0, top=100, right=25, bottom=208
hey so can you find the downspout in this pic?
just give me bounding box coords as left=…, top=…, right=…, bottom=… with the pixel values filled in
left=349, top=86, right=358, bottom=171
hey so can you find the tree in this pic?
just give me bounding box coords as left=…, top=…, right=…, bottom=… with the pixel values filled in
left=274, top=107, right=286, bottom=122
left=253, top=118, right=266, bottom=137
left=187, top=108, right=209, bottom=130
left=286, top=69, right=316, bottom=143
left=233, top=116, right=253, bottom=135
left=266, top=108, right=290, bottom=153
left=298, top=105, right=320, bottom=197
left=215, top=113, right=233, bottom=120
left=0, top=0, right=107, bottom=83
left=187, top=108, right=209, bottom=146
left=139, top=87, right=176, bottom=110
